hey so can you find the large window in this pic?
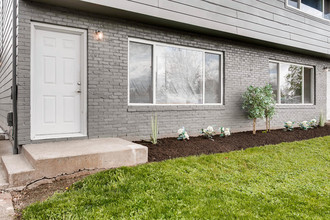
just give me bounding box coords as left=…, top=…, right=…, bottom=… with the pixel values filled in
left=269, top=61, right=315, bottom=105
left=288, top=0, right=330, bottom=20
left=129, top=39, right=223, bottom=105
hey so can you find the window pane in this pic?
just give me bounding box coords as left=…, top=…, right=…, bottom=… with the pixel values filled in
left=325, top=0, right=330, bottom=20
left=288, top=0, right=299, bottom=8
left=304, top=67, right=314, bottom=104
left=269, top=62, right=278, bottom=103
left=205, top=53, right=221, bottom=103
left=129, top=42, right=153, bottom=103
left=156, top=46, right=203, bottom=104
left=280, top=64, right=302, bottom=104
left=301, top=0, right=323, bottom=17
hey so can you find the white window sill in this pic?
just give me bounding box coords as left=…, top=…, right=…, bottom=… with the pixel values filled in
left=127, top=105, right=226, bottom=112
left=275, top=104, right=315, bottom=109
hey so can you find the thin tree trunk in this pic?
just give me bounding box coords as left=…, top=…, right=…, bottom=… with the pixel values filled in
left=253, top=118, right=256, bottom=135
left=266, top=117, right=268, bottom=132
left=268, top=118, right=271, bottom=132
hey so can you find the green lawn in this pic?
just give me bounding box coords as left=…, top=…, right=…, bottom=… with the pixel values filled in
left=23, top=136, right=330, bottom=219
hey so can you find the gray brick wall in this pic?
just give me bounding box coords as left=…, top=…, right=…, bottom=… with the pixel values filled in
left=17, top=0, right=330, bottom=145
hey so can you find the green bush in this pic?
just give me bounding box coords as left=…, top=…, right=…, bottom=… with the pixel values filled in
left=242, top=85, right=276, bottom=134
left=263, top=84, right=276, bottom=132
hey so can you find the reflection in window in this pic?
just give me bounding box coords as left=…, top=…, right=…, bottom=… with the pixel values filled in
left=269, top=61, right=315, bottom=105
left=288, top=0, right=330, bottom=20
left=288, top=0, right=299, bottom=8
left=304, top=67, right=314, bottom=104
left=269, top=62, right=278, bottom=103
left=129, top=42, right=153, bottom=103
left=156, top=46, right=203, bottom=104
left=205, top=53, right=221, bottom=103
left=280, top=64, right=302, bottom=104
left=325, top=0, right=330, bottom=19
left=301, top=0, right=323, bottom=17
left=128, top=40, right=223, bottom=105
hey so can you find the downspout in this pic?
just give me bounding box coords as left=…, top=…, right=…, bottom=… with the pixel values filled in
left=12, top=0, right=18, bottom=154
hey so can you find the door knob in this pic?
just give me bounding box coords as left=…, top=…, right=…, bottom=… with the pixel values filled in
left=77, top=82, right=81, bottom=93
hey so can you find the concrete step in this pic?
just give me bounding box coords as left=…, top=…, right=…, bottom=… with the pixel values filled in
left=1, top=154, right=35, bottom=187
left=0, top=163, right=9, bottom=190
left=0, top=140, right=13, bottom=189
left=3, top=138, right=147, bottom=188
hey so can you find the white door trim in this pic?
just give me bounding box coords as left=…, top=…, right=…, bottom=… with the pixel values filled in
left=31, top=22, right=87, bottom=140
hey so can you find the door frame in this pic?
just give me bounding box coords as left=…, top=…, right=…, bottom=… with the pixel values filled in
left=30, top=22, right=87, bottom=140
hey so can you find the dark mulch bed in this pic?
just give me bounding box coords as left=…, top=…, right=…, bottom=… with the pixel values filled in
left=135, top=125, right=330, bottom=162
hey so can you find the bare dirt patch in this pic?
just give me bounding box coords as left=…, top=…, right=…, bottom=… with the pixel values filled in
left=11, top=175, right=88, bottom=218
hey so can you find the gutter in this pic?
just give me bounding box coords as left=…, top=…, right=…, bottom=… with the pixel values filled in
left=12, top=0, right=18, bottom=154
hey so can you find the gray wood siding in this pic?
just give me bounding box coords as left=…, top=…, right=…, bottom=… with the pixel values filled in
left=75, top=0, right=330, bottom=56
left=0, top=0, right=13, bottom=132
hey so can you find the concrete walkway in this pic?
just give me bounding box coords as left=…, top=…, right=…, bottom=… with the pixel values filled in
left=0, top=192, right=14, bottom=220
left=0, top=141, right=14, bottom=219
left=0, top=141, right=12, bottom=190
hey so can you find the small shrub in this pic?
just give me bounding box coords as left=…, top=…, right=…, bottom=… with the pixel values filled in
left=284, top=121, right=294, bottom=131
left=150, top=114, right=158, bottom=144
left=201, top=126, right=215, bottom=140
left=309, top=119, right=318, bottom=128
left=177, top=127, right=189, bottom=141
left=299, top=121, right=310, bottom=130
left=319, top=111, right=326, bottom=127
left=263, top=84, right=276, bottom=132
left=242, top=86, right=267, bottom=135
left=219, top=127, right=231, bottom=137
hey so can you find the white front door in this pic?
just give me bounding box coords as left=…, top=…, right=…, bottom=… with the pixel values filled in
left=31, top=23, right=87, bottom=140
left=328, top=70, right=330, bottom=120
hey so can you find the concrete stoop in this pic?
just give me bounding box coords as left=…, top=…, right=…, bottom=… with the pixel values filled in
left=1, top=138, right=148, bottom=188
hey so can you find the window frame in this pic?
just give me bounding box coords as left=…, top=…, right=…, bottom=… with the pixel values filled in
left=269, top=60, right=315, bottom=106
left=128, top=38, right=224, bottom=106
left=286, top=0, right=330, bottom=22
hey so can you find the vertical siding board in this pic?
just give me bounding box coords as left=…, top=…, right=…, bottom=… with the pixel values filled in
left=0, top=0, right=13, bottom=133
left=273, top=15, right=327, bottom=38
left=159, top=0, right=291, bottom=39
left=172, top=0, right=238, bottom=17
left=130, top=0, right=159, bottom=7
